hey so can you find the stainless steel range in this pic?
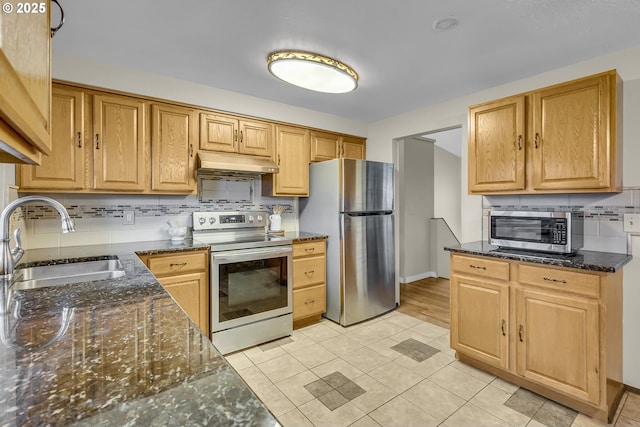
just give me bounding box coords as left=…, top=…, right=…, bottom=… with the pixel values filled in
left=192, top=211, right=292, bottom=355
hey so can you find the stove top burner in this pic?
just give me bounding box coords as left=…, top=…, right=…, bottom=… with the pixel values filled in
left=192, top=211, right=291, bottom=251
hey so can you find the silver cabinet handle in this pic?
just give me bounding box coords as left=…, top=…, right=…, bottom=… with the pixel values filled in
left=469, top=264, right=486, bottom=270
left=543, top=277, right=567, bottom=284
left=170, top=262, right=188, bottom=267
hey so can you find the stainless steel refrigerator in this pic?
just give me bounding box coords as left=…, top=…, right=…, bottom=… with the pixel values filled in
left=299, top=158, right=396, bottom=326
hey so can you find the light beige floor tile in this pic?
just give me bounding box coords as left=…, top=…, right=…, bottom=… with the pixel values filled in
left=348, top=415, right=381, bottom=427
left=311, top=357, right=365, bottom=381
left=369, top=396, right=439, bottom=427
left=350, top=321, right=407, bottom=343
left=491, top=377, right=520, bottom=395
left=236, top=364, right=273, bottom=392
left=243, top=343, right=287, bottom=364
left=388, top=329, right=438, bottom=344
left=253, top=384, right=296, bottom=416
left=427, top=333, right=456, bottom=358
left=275, top=370, right=320, bottom=407
left=257, top=353, right=307, bottom=383
left=614, top=414, right=640, bottom=427
left=368, top=361, right=423, bottom=394
left=298, top=399, right=366, bottom=427
left=470, top=384, right=530, bottom=426
left=525, top=419, right=547, bottom=427
left=289, top=343, right=338, bottom=368
left=224, top=351, right=253, bottom=370
left=318, top=318, right=349, bottom=334
left=342, top=346, right=393, bottom=373
left=349, top=374, right=398, bottom=414
left=279, top=330, right=317, bottom=353
left=385, top=312, right=424, bottom=329
left=394, top=349, right=455, bottom=378
left=450, top=360, right=496, bottom=383
left=299, top=323, right=342, bottom=342
left=276, top=408, right=315, bottom=427
left=365, top=337, right=405, bottom=360
left=428, top=365, right=488, bottom=400
left=402, top=379, right=466, bottom=422
left=408, top=322, right=449, bottom=341
left=445, top=403, right=512, bottom=427
left=319, top=334, right=365, bottom=356
left=571, top=412, right=609, bottom=427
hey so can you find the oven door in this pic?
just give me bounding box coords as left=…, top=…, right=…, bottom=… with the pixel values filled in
left=211, top=246, right=292, bottom=333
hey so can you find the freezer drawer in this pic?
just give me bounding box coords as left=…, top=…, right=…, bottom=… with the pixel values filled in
left=340, top=213, right=396, bottom=325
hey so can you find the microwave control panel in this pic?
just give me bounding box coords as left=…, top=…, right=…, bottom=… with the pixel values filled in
left=551, top=221, right=567, bottom=244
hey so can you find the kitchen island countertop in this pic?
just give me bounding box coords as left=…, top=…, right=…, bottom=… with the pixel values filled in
left=0, top=240, right=279, bottom=426
left=445, top=240, right=632, bottom=272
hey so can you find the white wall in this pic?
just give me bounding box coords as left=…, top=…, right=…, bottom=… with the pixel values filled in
left=397, top=138, right=435, bottom=282
left=433, top=146, right=461, bottom=240
left=366, top=44, right=640, bottom=388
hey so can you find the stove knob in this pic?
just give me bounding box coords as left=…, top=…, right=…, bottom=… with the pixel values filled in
left=248, top=215, right=255, bottom=223
left=209, top=217, right=216, bottom=224
left=198, top=217, right=206, bottom=225
left=257, top=215, right=263, bottom=222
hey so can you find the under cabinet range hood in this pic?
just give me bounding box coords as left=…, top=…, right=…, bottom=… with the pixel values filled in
left=197, top=152, right=279, bottom=175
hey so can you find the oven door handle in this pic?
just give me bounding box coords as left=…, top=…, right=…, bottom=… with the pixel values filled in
left=212, top=246, right=292, bottom=262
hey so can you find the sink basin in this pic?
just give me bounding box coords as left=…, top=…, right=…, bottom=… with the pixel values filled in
left=11, top=258, right=126, bottom=290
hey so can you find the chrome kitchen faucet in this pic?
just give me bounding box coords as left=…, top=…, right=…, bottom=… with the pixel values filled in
left=0, top=196, right=75, bottom=277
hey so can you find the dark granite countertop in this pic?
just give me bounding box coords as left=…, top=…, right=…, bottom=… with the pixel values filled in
left=278, top=231, right=328, bottom=242
left=445, top=241, right=632, bottom=273
left=0, top=241, right=278, bottom=426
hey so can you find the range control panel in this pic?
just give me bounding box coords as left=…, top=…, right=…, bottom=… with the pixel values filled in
left=193, top=211, right=267, bottom=231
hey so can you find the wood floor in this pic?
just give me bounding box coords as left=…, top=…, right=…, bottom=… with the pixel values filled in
left=398, top=276, right=450, bottom=329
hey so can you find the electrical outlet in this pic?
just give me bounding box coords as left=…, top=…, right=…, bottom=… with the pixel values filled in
left=123, top=210, right=135, bottom=225
left=623, top=213, right=640, bottom=234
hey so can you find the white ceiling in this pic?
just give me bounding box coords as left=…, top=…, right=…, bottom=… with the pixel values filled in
left=52, top=0, right=640, bottom=124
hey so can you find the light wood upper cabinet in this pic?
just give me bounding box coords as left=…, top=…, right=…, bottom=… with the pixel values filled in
left=468, top=95, right=525, bottom=193
left=17, top=86, right=86, bottom=190
left=310, top=131, right=366, bottom=162
left=263, top=125, right=310, bottom=196
left=93, top=94, right=146, bottom=191
left=151, top=104, right=196, bottom=192
left=531, top=74, right=614, bottom=191
left=468, top=70, right=621, bottom=195
left=341, top=135, right=366, bottom=160
left=200, top=113, right=273, bottom=158
left=0, top=5, right=51, bottom=163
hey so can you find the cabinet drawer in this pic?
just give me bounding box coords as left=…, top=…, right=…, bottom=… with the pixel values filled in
left=518, top=264, right=599, bottom=298
left=293, top=285, right=326, bottom=320
left=293, top=257, right=326, bottom=289
left=147, top=251, right=208, bottom=276
left=451, top=254, right=510, bottom=281
left=293, top=240, right=326, bottom=258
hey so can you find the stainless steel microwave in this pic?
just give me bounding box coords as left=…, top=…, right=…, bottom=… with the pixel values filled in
left=489, top=210, right=584, bottom=254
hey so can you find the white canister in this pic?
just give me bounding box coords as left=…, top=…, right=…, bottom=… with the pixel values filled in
left=269, top=214, right=282, bottom=231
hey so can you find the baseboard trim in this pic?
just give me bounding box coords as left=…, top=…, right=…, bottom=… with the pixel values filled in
left=625, top=383, right=640, bottom=395
left=400, top=271, right=437, bottom=284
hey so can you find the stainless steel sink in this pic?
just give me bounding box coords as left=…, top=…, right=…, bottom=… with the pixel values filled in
left=11, top=258, right=126, bottom=290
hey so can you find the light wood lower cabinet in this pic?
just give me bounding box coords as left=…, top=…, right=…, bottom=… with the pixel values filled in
left=450, top=253, right=623, bottom=422
left=138, top=249, right=210, bottom=334
left=292, top=239, right=327, bottom=328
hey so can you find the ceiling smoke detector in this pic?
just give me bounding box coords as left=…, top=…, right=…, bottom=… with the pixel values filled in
left=432, top=17, right=459, bottom=32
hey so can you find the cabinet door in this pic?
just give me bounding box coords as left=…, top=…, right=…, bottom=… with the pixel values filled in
left=468, top=95, right=526, bottom=193
left=238, top=119, right=273, bottom=157
left=341, top=136, right=366, bottom=160
left=270, top=125, right=310, bottom=196
left=157, top=271, right=209, bottom=334
left=93, top=94, right=146, bottom=191
left=18, top=86, right=86, bottom=190
left=0, top=5, right=51, bottom=160
left=199, top=113, right=238, bottom=152
left=151, top=104, right=196, bottom=192
left=516, top=288, right=599, bottom=404
left=450, top=274, right=509, bottom=369
left=531, top=74, right=612, bottom=190
left=310, top=131, right=339, bottom=162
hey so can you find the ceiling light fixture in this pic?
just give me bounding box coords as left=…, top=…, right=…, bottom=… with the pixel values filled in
left=267, top=50, right=358, bottom=94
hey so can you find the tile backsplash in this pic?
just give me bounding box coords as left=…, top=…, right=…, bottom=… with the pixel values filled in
left=482, top=189, right=640, bottom=254
left=16, top=176, right=297, bottom=250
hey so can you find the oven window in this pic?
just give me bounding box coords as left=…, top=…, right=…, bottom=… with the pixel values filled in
left=217, top=257, right=288, bottom=322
